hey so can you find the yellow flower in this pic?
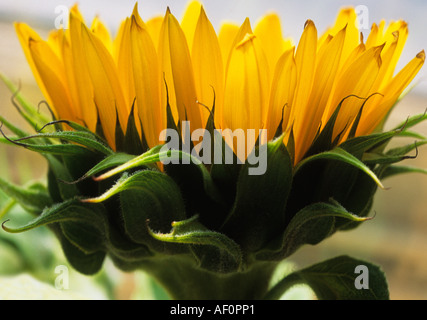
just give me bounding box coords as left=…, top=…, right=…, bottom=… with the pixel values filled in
left=15, top=1, right=424, bottom=163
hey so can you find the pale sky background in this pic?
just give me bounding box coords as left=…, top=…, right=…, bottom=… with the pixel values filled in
left=0, top=0, right=426, bottom=95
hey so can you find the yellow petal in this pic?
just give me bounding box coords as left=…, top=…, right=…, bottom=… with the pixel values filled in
left=320, top=8, right=360, bottom=68
left=115, top=17, right=135, bottom=111
left=254, top=13, right=285, bottom=71
left=91, top=16, right=113, bottom=54
left=338, top=42, right=366, bottom=76
left=224, top=18, right=253, bottom=73
left=180, top=0, right=202, bottom=52
left=130, top=11, right=164, bottom=148
left=70, top=4, right=85, bottom=23
left=81, top=21, right=128, bottom=149
left=365, top=21, right=385, bottom=48
left=113, top=19, right=127, bottom=62
left=192, top=6, right=224, bottom=128
left=383, top=22, right=408, bottom=83
left=288, top=20, right=317, bottom=135
left=370, top=31, right=398, bottom=92
left=29, top=39, right=74, bottom=122
left=68, top=11, right=97, bottom=132
left=146, top=16, right=163, bottom=49
left=294, top=27, right=346, bottom=162
left=14, top=23, right=53, bottom=109
left=366, top=21, right=409, bottom=90
left=223, top=33, right=270, bottom=135
left=266, top=48, right=296, bottom=141
left=159, top=10, right=202, bottom=130
left=47, top=29, right=65, bottom=60
left=61, top=35, right=82, bottom=123
left=358, top=50, right=425, bottom=136
left=218, top=22, right=239, bottom=67
left=158, top=10, right=178, bottom=123
left=325, top=45, right=383, bottom=140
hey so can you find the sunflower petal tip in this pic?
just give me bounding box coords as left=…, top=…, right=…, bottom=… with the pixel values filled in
left=304, top=19, right=316, bottom=30
left=359, top=31, right=364, bottom=44
left=340, top=7, right=355, bottom=15
left=304, top=19, right=314, bottom=28
left=132, top=2, right=139, bottom=14
left=417, top=50, right=425, bottom=62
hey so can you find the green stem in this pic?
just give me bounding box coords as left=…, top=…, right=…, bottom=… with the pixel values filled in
left=140, top=256, right=278, bottom=300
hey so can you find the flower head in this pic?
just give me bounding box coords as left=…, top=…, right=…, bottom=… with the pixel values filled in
left=15, top=1, right=424, bottom=163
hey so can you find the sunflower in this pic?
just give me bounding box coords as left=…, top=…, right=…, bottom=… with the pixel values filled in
left=3, top=1, right=427, bottom=300
left=14, top=1, right=424, bottom=165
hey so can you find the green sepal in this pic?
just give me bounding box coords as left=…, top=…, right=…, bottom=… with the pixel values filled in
left=2, top=199, right=108, bottom=275
left=0, top=135, right=95, bottom=156
left=392, top=130, right=426, bottom=140
left=380, top=165, right=427, bottom=179
left=0, top=72, right=51, bottom=128
left=264, top=255, right=389, bottom=300
left=55, top=227, right=106, bottom=275
left=339, top=131, right=397, bottom=158
left=44, top=119, right=101, bottom=136
left=295, top=147, right=384, bottom=188
left=1, top=200, right=104, bottom=234
left=90, top=146, right=226, bottom=228
left=371, top=140, right=427, bottom=180
left=60, top=220, right=104, bottom=254
left=11, top=131, right=113, bottom=156
left=219, top=135, right=293, bottom=252
left=103, top=222, right=152, bottom=272
left=118, top=170, right=187, bottom=253
left=82, top=170, right=187, bottom=253
left=304, top=95, right=365, bottom=157
left=363, top=141, right=424, bottom=166
left=148, top=215, right=243, bottom=273
left=0, top=115, right=31, bottom=140
left=46, top=155, right=80, bottom=200
left=209, top=131, right=243, bottom=209
left=165, top=79, right=181, bottom=137
left=384, top=139, right=426, bottom=158
left=162, top=149, right=227, bottom=229
left=115, top=102, right=147, bottom=155
left=0, top=198, right=16, bottom=220
left=0, top=178, right=52, bottom=214
left=347, top=93, right=383, bottom=140
left=287, top=147, right=381, bottom=230
left=256, top=200, right=370, bottom=261
left=199, top=90, right=217, bottom=167
left=75, top=152, right=136, bottom=182
left=87, top=144, right=163, bottom=180
left=392, top=111, right=427, bottom=132
left=115, top=111, right=126, bottom=153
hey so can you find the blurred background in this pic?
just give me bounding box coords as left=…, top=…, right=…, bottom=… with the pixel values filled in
left=0, top=0, right=426, bottom=299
